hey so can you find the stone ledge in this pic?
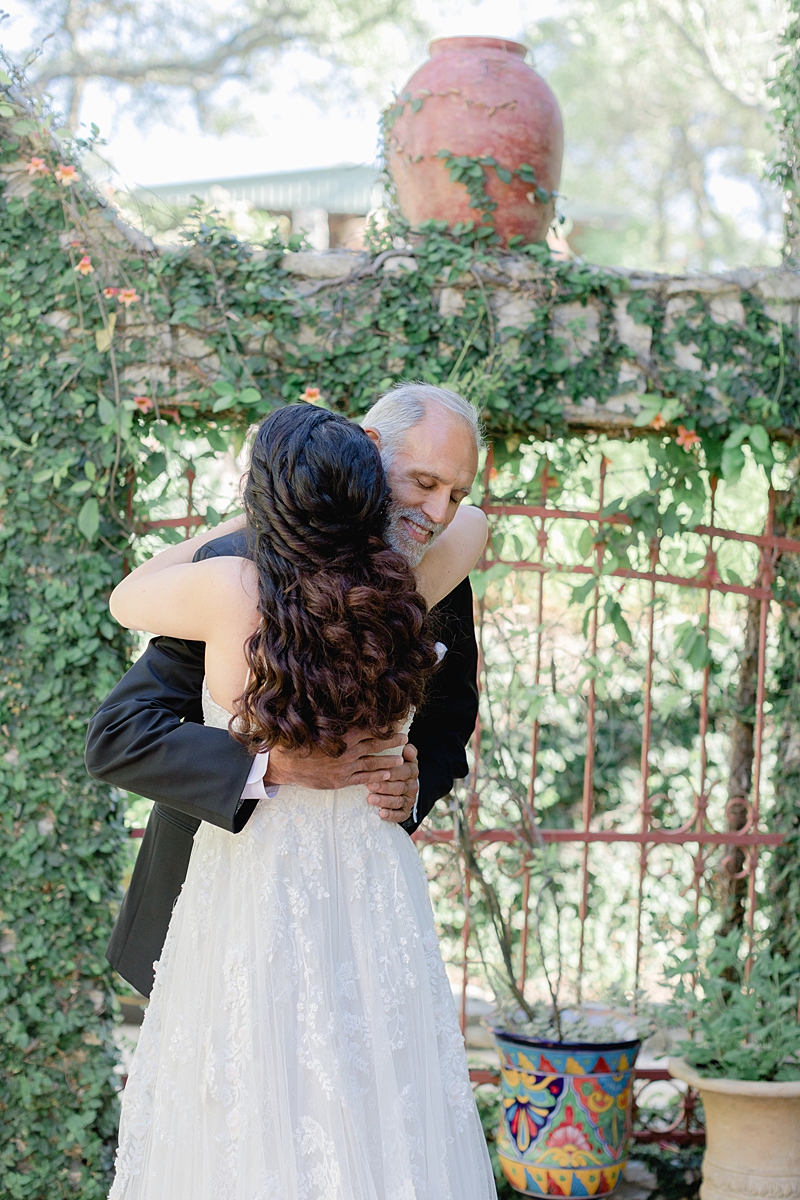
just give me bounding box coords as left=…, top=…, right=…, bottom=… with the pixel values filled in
left=280, top=250, right=367, bottom=279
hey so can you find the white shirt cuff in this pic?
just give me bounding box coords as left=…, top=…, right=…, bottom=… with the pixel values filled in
left=411, top=780, right=420, bottom=826
left=240, top=751, right=278, bottom=801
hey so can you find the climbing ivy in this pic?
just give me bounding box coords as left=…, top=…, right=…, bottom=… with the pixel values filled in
left=434, top=150, right=556, bottom=227
left=0, top=79, right=134, bottom=1197
left=2, top=44, right=800, bottom=1193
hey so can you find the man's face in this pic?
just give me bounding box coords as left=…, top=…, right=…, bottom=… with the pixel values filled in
left=365, top=406, right=479, bottom=566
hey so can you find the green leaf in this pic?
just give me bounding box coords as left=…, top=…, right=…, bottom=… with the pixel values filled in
left=67, top=479, right=93, bottom=495
left=577, top=525, right=594, bottom=559
left=410, top=98, right=424, bottom=113
left=212, top=395, right=233, bottom=413
left=238, top=387, right=261, bottom=405
left=570, top=576, right=597, bottom=605
left=495, top=167, right=513, bottom=184
left=212, top=380, right=236, bottom=396
left=603, top=597, right=633, bottom=644
left=96, top=397, right=116, bottom=426
left=147, top=452, right=167, bottom=478
left=682, top=630, right=711, bottom=671
left=660, top=507, right=682, bottom=537
left=723, top=423, right=750, bottom=450
left=632, top=394, right=676, bottom=427
left=748, top=424, right=770, bottom=454
left=0, top=103, right=14, bottom=118
left=721, top=444, right=745, bottom=483
left=545, top=356, right=571, bottom=374
left=470, top=563, right=511, bottom=600
left=77, top=497, right=99, bottom=541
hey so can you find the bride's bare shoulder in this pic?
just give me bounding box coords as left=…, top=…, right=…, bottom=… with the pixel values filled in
left=414, top=505, right=487, bottom=607
left=206, top=554, right=259, bottom=608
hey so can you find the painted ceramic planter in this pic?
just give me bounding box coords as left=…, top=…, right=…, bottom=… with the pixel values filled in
left=493, top=1028, right=640, bottom=1197
left=670, top=1057, right=800, bottom=1199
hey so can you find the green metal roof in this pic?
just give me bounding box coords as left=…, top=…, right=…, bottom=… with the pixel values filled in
left=141, top=164, right=382, bottom=215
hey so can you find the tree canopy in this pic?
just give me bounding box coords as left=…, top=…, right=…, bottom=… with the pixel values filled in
left=11, top=0, right=424, bottom=132
left=532, top=0, right=786, bottom=270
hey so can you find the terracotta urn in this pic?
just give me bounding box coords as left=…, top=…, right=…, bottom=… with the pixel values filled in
left=670, top=1057, right=800, bottom=1199
left=386, top=36, right=563, bottom=246
left=493, top=1028, right=640, bottom=1196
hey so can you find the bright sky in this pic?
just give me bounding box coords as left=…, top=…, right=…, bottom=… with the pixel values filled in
left=0, top=0, right=559, bottom=189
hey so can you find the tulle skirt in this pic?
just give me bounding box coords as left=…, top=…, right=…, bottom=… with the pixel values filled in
left=109, top=783, right=497, bottom=1200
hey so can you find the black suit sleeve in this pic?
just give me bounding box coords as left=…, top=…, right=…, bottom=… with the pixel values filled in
left=402, top=576, right=478, bottom=835
left=84, top=531, right=258, bottom=833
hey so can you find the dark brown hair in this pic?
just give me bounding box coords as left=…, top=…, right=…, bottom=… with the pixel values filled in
left=233, top=404, right=439, bottom=755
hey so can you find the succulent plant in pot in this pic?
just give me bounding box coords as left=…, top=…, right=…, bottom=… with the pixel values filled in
left=455, top=800, right=653, bottom=1198
left=666, top=928, right=800, bottom=1200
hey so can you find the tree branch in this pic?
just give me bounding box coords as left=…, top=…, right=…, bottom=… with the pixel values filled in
left=653, top=0, right=768, bottom=117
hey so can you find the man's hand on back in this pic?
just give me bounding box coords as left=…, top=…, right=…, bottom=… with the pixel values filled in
left=264, top=731, right=419, bottom=825
left=366, top=743, right=418, bottom=823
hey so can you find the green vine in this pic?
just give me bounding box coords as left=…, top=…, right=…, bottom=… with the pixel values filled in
left=0, top=67, right=132, bottom=1199
left=435, top=149, right=557, bottom=226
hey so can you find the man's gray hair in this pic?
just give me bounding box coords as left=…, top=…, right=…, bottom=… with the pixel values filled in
left=360, top=383, right=484, bottom=466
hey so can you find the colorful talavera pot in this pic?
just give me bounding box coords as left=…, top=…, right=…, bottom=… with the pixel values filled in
left=493, top=1028, right=641, bottom=1197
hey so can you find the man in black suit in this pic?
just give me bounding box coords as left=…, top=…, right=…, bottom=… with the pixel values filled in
left=86, top=385, right=481, bottom=997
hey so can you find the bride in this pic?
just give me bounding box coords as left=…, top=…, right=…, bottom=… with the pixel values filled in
left=106, top=403, right=496, bottom=1200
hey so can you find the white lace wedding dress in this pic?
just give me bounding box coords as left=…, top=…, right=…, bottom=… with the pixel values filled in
left=109, top=684, right=497, bottom=1200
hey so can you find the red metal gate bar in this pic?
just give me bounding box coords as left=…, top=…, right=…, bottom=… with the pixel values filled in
left=140, top=515, right=205, bottom=531
left=482, top=503, right=800, bottom=557
left=634, top=545, right=658, bottom=994
left=479, top=559, right=773, bottom=601
left=577, top=458, right=606, bottom=992
left=415, top=829, right=783, bottom=846
left=747, top=492, right=777, bottom=943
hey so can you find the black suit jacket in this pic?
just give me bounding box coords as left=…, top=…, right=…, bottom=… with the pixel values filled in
left=86, top=530, right=479, bottom=996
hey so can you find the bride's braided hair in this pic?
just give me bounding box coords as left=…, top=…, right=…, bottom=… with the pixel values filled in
left=232, top=404, right=440, bottom=756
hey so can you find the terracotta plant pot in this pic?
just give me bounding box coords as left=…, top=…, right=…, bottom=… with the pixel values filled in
left=493, top=1028, right=640, bottom=1196
left=669, top=1057, right=800, bottom=1199
left=386, top=36, right=563, bottom=246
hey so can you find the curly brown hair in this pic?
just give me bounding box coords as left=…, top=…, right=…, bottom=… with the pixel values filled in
left=232, top=404, right=440, bottom=756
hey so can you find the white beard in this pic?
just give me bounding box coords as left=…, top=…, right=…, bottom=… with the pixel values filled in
left=385, top=505, right=446, bottom=566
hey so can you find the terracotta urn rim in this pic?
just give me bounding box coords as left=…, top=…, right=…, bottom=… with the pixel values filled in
left=669, top=1055, right=800, bottom=1097
left=429, top=35, right=527, bottom=58
left=493, top=1025, right=641, bottom=1054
